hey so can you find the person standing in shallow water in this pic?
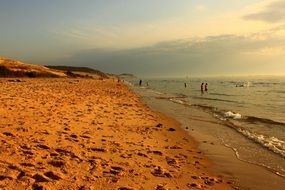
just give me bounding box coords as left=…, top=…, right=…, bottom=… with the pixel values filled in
left=184, top=83, right=187, bottom=88
left=201, top=83, right=204, bottom=92
left=205, top=83, right=208, bottom=92
left=139, top=80, right=142, bottom=86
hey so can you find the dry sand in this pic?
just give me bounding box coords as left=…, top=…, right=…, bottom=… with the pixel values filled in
left=0, top=78, right=232, bottom=190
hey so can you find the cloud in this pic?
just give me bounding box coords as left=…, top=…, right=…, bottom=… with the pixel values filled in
left=195, top=4, right=207, bottom=12
left=51, top=30, right=285, bottom=77
left=243, top=0, right=285, bottom=23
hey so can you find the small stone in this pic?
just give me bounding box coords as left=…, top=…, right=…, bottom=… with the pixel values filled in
left=156, top=123, right=163, bottom=128
left=156, top=184, right=167, bottom=190
left=168, top=128, right=176, bottom=132
left=204, top=179, right=214, bottom=186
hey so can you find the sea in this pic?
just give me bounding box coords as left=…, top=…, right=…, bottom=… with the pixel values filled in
left=126, top=75, right=285, bottom=187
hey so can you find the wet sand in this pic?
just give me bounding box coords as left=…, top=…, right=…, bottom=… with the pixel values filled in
left=135, top=88, right=285, bottom=190
left=0, top=78, right=231, bottom=190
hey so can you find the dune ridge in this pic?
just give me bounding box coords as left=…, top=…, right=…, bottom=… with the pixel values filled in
left=0, top=57, right=66, bottom=77
left=0, top=57, right=107, bottom=78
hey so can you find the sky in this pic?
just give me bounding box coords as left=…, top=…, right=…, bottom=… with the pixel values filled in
left=1, top=0, right=285, bottom=77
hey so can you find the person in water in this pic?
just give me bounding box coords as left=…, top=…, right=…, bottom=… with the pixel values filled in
left=205, top=83, right=208, bottom=92
left=139, top=80, right=142, bottom=86
left=184, top=83, right=187, bottom=88
left=201, top=83, right=204, bottom=92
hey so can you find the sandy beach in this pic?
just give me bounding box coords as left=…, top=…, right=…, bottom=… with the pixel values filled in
left=0, top=78, right=232, bottom=190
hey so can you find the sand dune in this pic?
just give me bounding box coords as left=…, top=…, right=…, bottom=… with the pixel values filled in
left=0, top=57, right=67, bottom=77
left=0, top=78, right=232, bottom=189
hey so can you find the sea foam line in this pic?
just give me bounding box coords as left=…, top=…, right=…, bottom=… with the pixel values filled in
left=220, top=138, right=285, bottom=179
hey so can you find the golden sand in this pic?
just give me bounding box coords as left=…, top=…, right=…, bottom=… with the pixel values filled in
left=0, top=78, right=232, bottom=189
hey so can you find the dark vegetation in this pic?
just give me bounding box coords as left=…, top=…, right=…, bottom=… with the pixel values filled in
left=64, top=70, right=93, bottom=78
left=119, top=73, right=136, bottom=78
left=0, top=66, right=58, bottom=78
left=46, top=65, right=108, bottom=78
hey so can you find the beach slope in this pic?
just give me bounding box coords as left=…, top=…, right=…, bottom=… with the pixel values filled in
left=0, top=78, right=231, bottom=189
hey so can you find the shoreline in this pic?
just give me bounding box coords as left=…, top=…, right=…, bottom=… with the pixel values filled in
left=0, top=78, right=231, bottom=189
left=131, top=83, right=285, bottom=190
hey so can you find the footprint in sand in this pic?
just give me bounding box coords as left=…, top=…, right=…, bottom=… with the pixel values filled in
left=48, top=160, right=65, bottom=168
left=2, top=132, right=15, bottom=137
left=151, top=166, right=172, bottom=178
left=156, top=184, right=168, bottom=190
left=89, top=147, right=108, bottom=153
left=36, top=144, right=50, bottom=150
left=32, top=174, right=49, bottom=183
left=187, top=183, right=202, bottom=189
left=44, top=171, right=62, bottom=180
left=117, top=187, right=135, bottom=190
left=20, top=162, right=35, bottom=167
left=165, top=157, right=178, bottom=167
left=0, top=175, right=13, bottom=181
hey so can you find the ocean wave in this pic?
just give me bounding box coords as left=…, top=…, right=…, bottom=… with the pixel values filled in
left=272, top=90, right=285, bottom=94
left=235, top=81, right=252, bottom=87
left=162, top=94, right=285, bottom=158
left=236, top=127, right=285, bottom=158
left=191, top=96, right=239, bottom=103
left=224, top=111, right=242, bottom=119
left=169, top=98, right=186, bottom=105
left=209, top=92, right=237, bottom=97
left=124, top=81, right=133, bottom=86
left=192, top=104, right=284, bottom=126
left=174, top=93, right=188, bottom=98
left=221, top=139, right=285, bottom=178
left=244, top=116, right=285, bottom=126
left=191, top=105, right=285, bottom=157
left=228, top=81, right=252, bottom=87
left=148, top=89, right=164, bottom=95
left=253, top=82, right=280, bottom=85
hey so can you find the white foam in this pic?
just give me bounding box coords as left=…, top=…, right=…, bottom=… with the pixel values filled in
left=214, top=114, right=227, bottom=121
left=148, top=90, right=164, bottom=95
left=221, top=137, right=285, bottom=178
left=170, top=98, right=184, bottom=105
left=224, top=111, right=242, bottom=119
left=124, top=81, right=133, bottom=86
left=237, top=128, right=285, bottom=157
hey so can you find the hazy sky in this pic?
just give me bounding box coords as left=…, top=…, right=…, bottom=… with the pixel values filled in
left=1, top=0, right=285, bottom=77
